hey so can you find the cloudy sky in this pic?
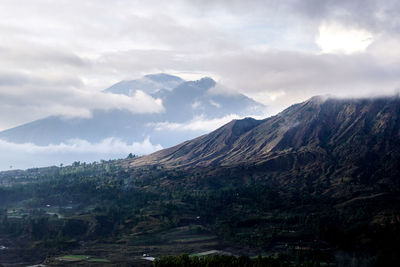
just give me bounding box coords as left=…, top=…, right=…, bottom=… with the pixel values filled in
left=1, top=0, right=400, bottom=130
left=1, top=0, right=400, bottom=169
left=1, top=0, right=400, bottom=131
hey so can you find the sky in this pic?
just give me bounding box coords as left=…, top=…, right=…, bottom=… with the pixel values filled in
left=1, top=0, right=400, bottom=169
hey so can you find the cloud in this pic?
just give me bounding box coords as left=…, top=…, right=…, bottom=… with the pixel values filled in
left=0, top=137, right=162, bottom=154
left=150, top=113, right=268, bottom=132
left=290, top=0, right=400, bottom=34
left=209, top=100, right=221, bottom=108
left=0, top=78, right=165, bottom=129
left=198, top=0, right=400, bottom=35
left=150, top=114, right=241, bottom=132
left=0, top=0, right=400, bottom=130
left=200, top=49, right=400, bottom=108
left=0, top=137, right=162, bottom=170
left=207, top=83, right=240, bottom=96
left=316, top=22, right=374, bottom=54
left=191, top=101, right=201, bottom=109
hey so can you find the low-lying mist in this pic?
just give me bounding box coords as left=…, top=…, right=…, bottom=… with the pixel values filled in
left=0, top=137, right=162, bottom=170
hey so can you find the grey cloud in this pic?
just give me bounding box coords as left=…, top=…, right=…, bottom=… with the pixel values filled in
left=291, top=0, right=400, bottom=33
left=189, top=0, right=400, bottom=34
left=0, top=0, right=400, bottom=130
left=118, top=15, right=238, bottom=53
left=202, top=49, right=400, bottom=104
left=0, top=72, right=31, bottom=86
left=0, top=44, right=90, bottom=70
left=0, top=71, right=83, bottom=88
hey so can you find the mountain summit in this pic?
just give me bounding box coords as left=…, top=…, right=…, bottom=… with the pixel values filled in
left=104, top=73, right=184, bottom=96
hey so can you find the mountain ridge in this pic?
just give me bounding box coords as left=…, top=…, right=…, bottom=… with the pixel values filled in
left=130, top=95, right=400, bottom=193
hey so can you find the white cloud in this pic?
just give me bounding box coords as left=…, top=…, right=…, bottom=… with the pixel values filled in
left=209, top=100, right=221, bottom=108
left=0, top=137, right=161, bottom=154
left=150, top=115, right=241, bottom=132
left=0, top=137, right=162, bottom=170
left=150, top=114, right=268, bottom=132
left=191, top=101, right=201, bottom=109
left=0, top=85, right=164, bottom=129
left=100, top=90, right=164, bottom=115
left=250, top=90, right=286, bottom=102
left=207, top=83, right=240, bottom=96
left=316, top=22, right=374, bottom=54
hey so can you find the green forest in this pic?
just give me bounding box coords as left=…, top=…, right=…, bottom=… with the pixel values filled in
left=0, top=157, right=399, bottom=266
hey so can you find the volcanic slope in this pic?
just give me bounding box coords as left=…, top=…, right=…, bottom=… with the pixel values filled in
left=131, top=96, right=400, bottom=193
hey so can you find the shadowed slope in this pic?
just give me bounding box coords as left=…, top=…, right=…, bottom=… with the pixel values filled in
left=131, top=95, right=400, bottom=187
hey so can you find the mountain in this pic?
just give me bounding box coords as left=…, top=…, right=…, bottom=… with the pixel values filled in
left=0, top=74, right=265, bottom=169
left=104, top=73, right=185, bottom=95
left=0, top=74, right=264, bottom=146
left=1, top=96, right=399, bottom=266
left=131, top=95, right=400, bottom=193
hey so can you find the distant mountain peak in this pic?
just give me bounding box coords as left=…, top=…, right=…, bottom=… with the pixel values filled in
left=103, top=73, right=185, bottom=96
left=197, top=77, right=216, bottom=88
left=143, top=73, right=184, bottom=83
left=176, top=77, right=216, bottom=92
left=103, top=73, right=220, bottom=98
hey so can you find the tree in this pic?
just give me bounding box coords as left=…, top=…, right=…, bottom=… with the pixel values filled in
left=127, top=153, right=136, bottom=159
